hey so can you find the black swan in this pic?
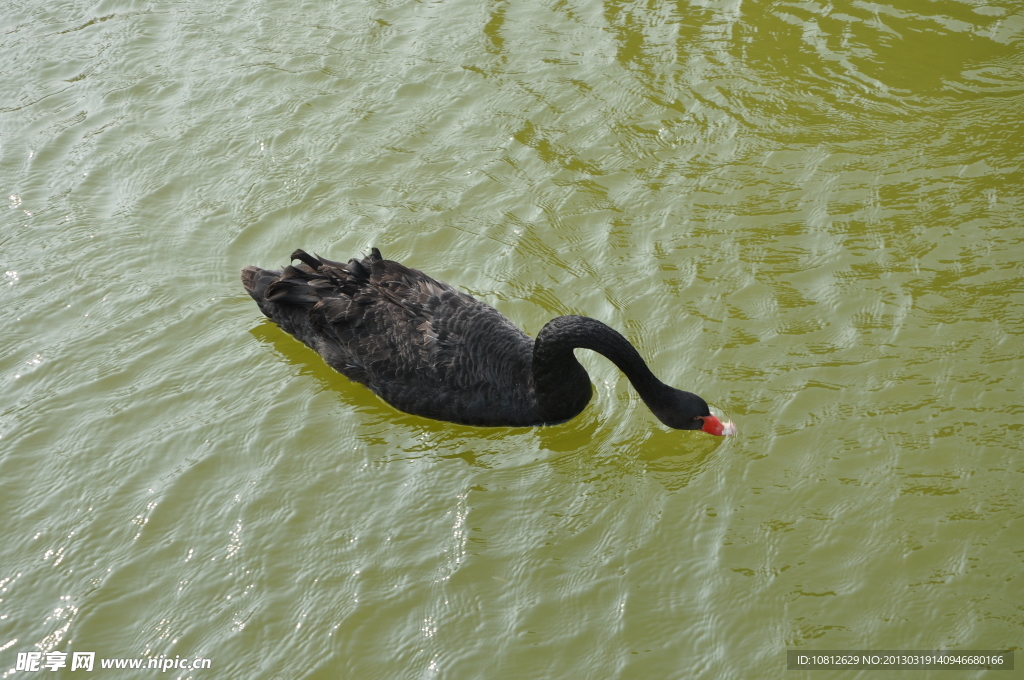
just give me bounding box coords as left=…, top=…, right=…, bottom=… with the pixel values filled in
left=241, top=248, right=735, bottom=435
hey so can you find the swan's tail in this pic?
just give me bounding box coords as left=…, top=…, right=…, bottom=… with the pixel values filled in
left=241, top=248, right=384, bottom=315
left=240, top=265, right=278, bottom=301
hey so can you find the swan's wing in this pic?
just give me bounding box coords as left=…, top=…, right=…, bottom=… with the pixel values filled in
left=244, top=249, right=537, bottom=424
left=309, top=251, right=533, bottom=393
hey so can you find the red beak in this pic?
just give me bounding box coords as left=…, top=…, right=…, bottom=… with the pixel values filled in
left=701, top=415, right=737, bottom=436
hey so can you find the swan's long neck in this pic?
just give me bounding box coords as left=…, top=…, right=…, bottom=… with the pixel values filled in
left=531, top=315, right=668, bottom=423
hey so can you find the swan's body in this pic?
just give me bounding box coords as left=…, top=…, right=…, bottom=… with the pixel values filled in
left=241, top=248, right=734, bottom=435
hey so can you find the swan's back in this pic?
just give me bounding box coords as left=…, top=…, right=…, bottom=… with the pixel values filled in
left=242, top=249, right=541, bottom=425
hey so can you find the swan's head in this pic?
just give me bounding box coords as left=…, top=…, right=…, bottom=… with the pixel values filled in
left=650, top=388, right=737, bottom=436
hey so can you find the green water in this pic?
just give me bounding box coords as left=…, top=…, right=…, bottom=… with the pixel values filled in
left=2, top=0, right=1021, bottom=678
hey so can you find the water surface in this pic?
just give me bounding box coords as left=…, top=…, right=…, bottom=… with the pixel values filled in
left=1, top=0, right=1022, bottom=678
